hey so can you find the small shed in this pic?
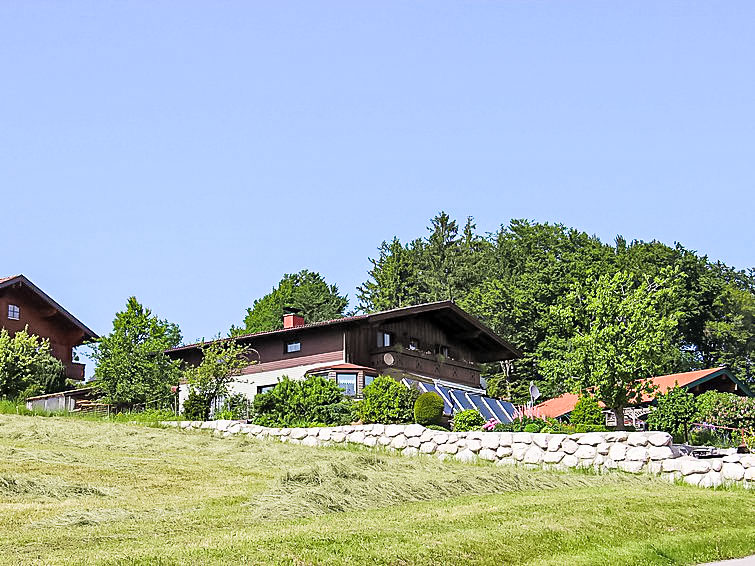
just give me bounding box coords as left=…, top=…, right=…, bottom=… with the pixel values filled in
left=25, top=387, right=96, bottom=413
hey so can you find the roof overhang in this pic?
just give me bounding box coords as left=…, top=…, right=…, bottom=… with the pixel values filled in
left=0, top=275, right=98, bottom=343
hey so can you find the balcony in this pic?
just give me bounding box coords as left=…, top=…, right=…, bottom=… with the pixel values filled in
left=370, top=347, right=480, bottom=387
left=66, top=362, right=86, bottom=381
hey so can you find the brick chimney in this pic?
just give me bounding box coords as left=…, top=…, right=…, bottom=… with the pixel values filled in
left=283, top=313, right=305, bottom=328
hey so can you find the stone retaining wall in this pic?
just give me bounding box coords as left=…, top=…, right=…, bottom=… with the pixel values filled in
left=166, top=421, right=755, bottom=489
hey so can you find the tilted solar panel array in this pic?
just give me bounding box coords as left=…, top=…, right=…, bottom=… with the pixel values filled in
left=402, top=378, right=515, bottom=424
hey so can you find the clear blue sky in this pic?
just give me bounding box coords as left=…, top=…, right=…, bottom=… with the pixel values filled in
left=1, top=2, right=753, bottom=364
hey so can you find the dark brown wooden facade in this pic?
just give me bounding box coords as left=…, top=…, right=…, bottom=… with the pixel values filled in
left=168, top=301, right=520, bottom=396
left=0, top=275, right=98, bottom=380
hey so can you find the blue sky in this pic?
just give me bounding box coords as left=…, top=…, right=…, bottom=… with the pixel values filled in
left=1, top=2, right=753, bottom=363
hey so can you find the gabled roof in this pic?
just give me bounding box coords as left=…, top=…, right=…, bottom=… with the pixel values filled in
left=167, top=301, right=520, bottom=362
left=535, top=367, right=752, bottom=418
left=0, top=275, right=98, bottom=342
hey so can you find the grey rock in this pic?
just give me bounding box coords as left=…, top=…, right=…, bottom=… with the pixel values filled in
left=455, top=449, right=477, bottom=463
left=561, top=439, right=579, bottom=454
left=722, top=462, right=745, bottom=481
left=532, top=433, right=550, bottom=449
left=647, top=432, right=672, bottom=447
left=479, top=448, right=497, bottom=461
left=618, top=460, right=644, bottom=473
left=385, top=425, right=404, bottom=437
left=391, top=435, right=408, bottom=449
left=608, top=444, right=627, bottom=461
left=419, top=441, right=437, bottom=454
left=577, top=432, right=605, bottom=446
left=467, top=439, right=483, bottom=453
left=575, top=445, right=597, bottom=460
left=627, top=433, right=649, bottom=447
left=626, top=447, right=648, bottom=462
left=597, top=442, right=611, bottom=456
left=481, top=434, right=500, bottom=450
left=543, top=451, right=564, bottom=464
left=290, top=429, right=308, bottom=440
left=547, top=436, right=564, bottom=452
left=496, top=446, right=513, bottom=458
left=679, top=457, right=711, bottom=475
left=402, top=447, right=419, bottom=457
left=405, top=424, right=425, bottom=438
left=561, top=454, right=579, bottom=468
left=648, top=446, right=673, bottom=460
left=437, top=442, right=458, bottom=454
left=407, top=436, right=422, bottom=448
left=523, top=446, right=545, bottom=464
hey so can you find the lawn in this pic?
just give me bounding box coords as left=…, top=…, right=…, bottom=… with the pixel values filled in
left=1, top=415, right=753, bottom=565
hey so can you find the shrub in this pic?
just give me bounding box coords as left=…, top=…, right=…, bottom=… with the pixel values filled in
left=646, top=385, right=696, bottom=442
left=0, top=327, right=66, bottom=400
left=414, top=392, right=444, bottom=426
left=426, top=424, right=449, bottom=431
left=182, top=390, right=209, bottom=421
left=574, top=424, right=608, bottom=433
left=252, top=375, right=350, bottom=427
left=353, top=376, right=418, bottom=424
left=452, top=409, right=486, bottom=432
left=695, top=391, right=755, bottom=432
left=570, top=394, right=603, bottom=426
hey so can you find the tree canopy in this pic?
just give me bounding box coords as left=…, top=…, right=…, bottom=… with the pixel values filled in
left=233, top=270, right=348, bottom=335
left=540, top=270, right=682, bottom=429
left=90, top=297, right=182, bottom=408
left=0, top=327, right=66, bottom=400
left=358, top=212, right=755, bottom=402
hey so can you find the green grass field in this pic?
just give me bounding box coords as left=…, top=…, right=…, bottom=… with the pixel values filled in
left=1, top=415, right=753, bottom=565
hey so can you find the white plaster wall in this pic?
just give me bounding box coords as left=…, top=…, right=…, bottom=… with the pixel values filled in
left=177, top=359, right=344, bottom=411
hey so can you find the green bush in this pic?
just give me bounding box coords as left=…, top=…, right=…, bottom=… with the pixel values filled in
left=452, top=409, right=486, bottom=432
left=646, top=386, right=696, bottom=442
left=574, top=424, right=608, bottom=433
left=353, top=376, right=418, bottom=424
left=252, top=375, right=351, bottom=427
left=523, top=423, right=541, bottom=433
left=570, top=394, right=603, bottom=426
left=0, top=327, right=67, bottom=400
left=426, top=424, right=449, bottom=431
left=182, top=390, right=209, bottom=421
left=413, top=392, right=444, bottom=426
left=695, top=391, right=755, bottom=432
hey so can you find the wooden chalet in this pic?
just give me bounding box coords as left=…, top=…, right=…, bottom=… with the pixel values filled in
left=167, top=301, right=520, bottom=404
left=0, top=274, right=97, bottom=380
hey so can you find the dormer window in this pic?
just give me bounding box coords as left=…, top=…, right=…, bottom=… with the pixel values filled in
left=286, top=340, right=301, bottom=353
left=7, top=305, right=20, bottom=320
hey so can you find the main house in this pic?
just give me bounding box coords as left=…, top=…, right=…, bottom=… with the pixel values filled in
left=0, top=275, right=97, bottom=380
left=167, top=301, right=521, bottom=421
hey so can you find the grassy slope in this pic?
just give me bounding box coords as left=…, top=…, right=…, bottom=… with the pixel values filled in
left=0, top=415, right=753, bottom=566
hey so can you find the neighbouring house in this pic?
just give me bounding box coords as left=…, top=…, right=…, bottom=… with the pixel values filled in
left=0, top=274, right=97, bottom=380
left=167, top=301, right=522, bottom=422
left=535, top=367, right=754, bottom=426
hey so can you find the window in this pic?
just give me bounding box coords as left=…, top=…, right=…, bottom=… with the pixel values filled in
left=408, top=338, right=419, bottom=351
left=286, top=340, right=301, bottom=353
left=377, top=331, right=392, bottom=348
left=364, top=374, right=376, bottom=388
left=336, top=373, right=357, bottom=396
left=7, top=305, right=19, bottom=320
left=258, top=384, right=276, bottom=394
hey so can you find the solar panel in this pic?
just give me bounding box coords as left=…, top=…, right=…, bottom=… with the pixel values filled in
left=449, top=389, right=474, bottom=411
left=468, top=394, right=496, bottom=420
left=486, top=398, right=514, bottom=423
